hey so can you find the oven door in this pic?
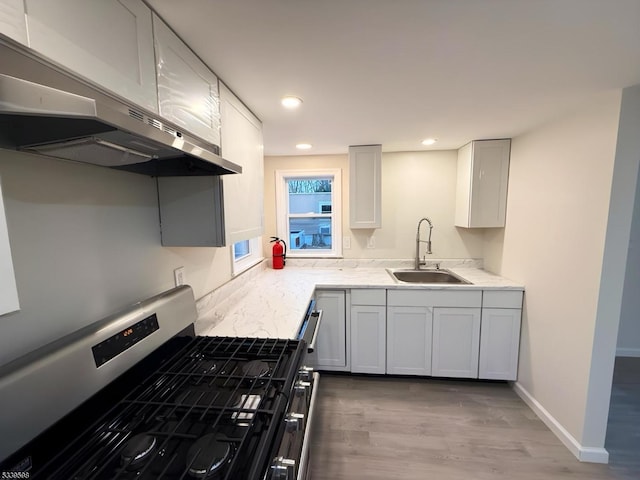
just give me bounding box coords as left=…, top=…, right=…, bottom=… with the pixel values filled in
left=267, top=303, right=322, bottom=480
left=268, top=371, right=320, bottom=480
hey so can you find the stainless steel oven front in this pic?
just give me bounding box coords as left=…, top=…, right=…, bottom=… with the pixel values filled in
left=268, top=304, right=323, bottom=480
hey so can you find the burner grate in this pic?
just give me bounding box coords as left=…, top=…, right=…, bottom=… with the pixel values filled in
left=14, top=337, right=305, bottom=480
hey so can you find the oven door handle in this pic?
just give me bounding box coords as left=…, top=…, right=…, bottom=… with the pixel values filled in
left=307, top=310, right=322, bottom=354
left=297, top=372, right=320, bottom=480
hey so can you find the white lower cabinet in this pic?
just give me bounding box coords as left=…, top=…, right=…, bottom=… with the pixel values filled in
left=311, top=287, right=522, bottom=380
left=386, top=306, right=432, bottom=375
left=432, top=308, right=481, bottom=378
left=349, top=289, right=386, bottom=374
left=313, top=290, right=348, bottom=371
left=350, top=305, right=386, bottom=374
left=479, top=308, right=521, bottom=380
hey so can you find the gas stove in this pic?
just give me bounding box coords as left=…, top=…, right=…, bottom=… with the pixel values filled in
left=0, top=286, right=319, bottom=480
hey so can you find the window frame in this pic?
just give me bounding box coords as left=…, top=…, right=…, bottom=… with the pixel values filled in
left=231, top=237, right=263, bottom=275
left=275, top=169, right=343, bottom=258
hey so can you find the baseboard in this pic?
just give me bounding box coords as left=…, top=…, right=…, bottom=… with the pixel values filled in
left=511, top=382, right=609, bottom=464
left=616, top=347, right=640, bottom=357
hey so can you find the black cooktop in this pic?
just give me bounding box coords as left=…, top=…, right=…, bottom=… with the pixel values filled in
left=1, top=336, right=306, bottom=480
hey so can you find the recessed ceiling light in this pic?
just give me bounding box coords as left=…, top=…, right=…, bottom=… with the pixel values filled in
left=421, top=138, right=438, bottom=146
left=281, top=96, right=303, bottom=109
left=296, top=143, right=312, bottom=150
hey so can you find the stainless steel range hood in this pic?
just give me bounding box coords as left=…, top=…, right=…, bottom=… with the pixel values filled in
left=0, top=45, right=241, bottom=177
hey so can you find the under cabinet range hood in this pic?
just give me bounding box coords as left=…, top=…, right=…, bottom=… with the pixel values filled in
left=0, top=60, right=241, bottom=177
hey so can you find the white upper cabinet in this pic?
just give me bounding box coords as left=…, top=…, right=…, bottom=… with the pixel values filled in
left=455, top=139, right=511, bottom=228
left=157, top=177, right=225, bottom=247
left=0, top=176, right=19, bottom=316
left=25, top=0, right=158, bottom=113
left=220, top=83, right=263, bottom=244
left=0, top=0, right=28, bottom=45
left=349, top=144, right=382, bottom=229
left=153, top=14, right=221, bottom=146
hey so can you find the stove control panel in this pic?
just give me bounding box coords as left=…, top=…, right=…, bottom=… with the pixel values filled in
left=91, top=314, right=159, bottom=367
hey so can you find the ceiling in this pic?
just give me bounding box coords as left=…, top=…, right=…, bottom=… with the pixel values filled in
left=146, top=0, right=640, bottom=156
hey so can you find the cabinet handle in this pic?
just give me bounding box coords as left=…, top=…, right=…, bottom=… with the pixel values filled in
left=308, top=310, right=323, bottom=353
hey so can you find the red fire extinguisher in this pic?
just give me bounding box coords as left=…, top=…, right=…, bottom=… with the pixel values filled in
left=270, top=236, right=287, bottom=269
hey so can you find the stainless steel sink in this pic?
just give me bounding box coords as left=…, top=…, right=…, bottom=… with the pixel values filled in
left=387, top=269, right=471, bottom=284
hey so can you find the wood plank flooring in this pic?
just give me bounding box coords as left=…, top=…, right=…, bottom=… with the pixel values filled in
left=605, top=356, right=640, bottom=479
left=309, top=370, right=638, bottom=480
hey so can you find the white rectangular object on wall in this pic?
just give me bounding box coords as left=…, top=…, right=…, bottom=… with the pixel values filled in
left=455, top=139, right=511, bottom=228
left=153, top=13, right=221, bottom=146
left=220, top=83, right=264, bottom=244
left=0, top=0, right=28, bottom=45
left=349, top=145, right=382, bottom=229
left=25, top=0, right=158, bottom=113
left=0, top=176, right=20, bottom=315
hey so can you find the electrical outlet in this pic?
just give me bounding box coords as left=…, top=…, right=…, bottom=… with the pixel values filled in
left=343, top=236, right=351, bottom=249
left=174, top=267, right=185, bottom=286
left=367, top=235, right=376, bottom=249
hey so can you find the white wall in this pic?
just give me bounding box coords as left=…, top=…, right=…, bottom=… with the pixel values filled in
left=0, top=150, right=234, bottom=368
left=583, top=84, right=640, bottom=450
left=487, top=90, right=622, bottom=459
left=617, top=154, right=640, bottom=357
left=264, top=150, right=486, bottom=260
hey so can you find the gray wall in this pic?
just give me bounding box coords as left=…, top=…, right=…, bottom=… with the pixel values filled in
left=617, top=158, right=640, bottom=356
left=0, top=149, right=233, bottom=368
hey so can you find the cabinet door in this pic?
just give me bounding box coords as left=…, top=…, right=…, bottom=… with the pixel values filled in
left=153, top=14, right=220, bottom=146
left=351, top=305, right=386, bottom=374
left=349, top=145, right=381, bottom=229
left=432, top=308, right=480, bottom=378
left=157, top=176, right=225, bottom=247
left=479, top=308, right=521, bottom=380
left=25, top=0, right=158, bottom=112
left=386, top=306, right=432, bottom=375
left=455, top=139, right=510, bottom=228
left=0, top=0, right=28, bottom=45
left=220, top=83, right=263, bottom=245
left=0, top=177, right=19, bottom=315
left=314, top=290, right=347, bottom=370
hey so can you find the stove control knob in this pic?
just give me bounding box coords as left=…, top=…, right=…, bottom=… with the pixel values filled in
left=270, top=456, right=295, bottom=480
left=294, top=380, right=311, bottom=397
left=285, top=412, right=305, bottom=432
left=298, top=366, right=314, bottom=381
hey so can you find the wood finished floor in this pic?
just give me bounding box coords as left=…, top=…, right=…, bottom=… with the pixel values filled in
left=310, top=362, right=640, bottom=480
left=605, top=356, right=640, bottom=479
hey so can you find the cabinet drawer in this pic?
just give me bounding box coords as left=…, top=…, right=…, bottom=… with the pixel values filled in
left=351, top=289, right=386, bottom=306
left=483, top=290, right=523, bottom=309
left=387, top=289, right=481, bottom=308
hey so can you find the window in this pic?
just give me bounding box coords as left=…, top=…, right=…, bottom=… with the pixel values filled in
left=233, top=240, right=250, bottom=260
left=232, top=237, right=262, bottom=275
left=275, top=169, right=342, bottom=257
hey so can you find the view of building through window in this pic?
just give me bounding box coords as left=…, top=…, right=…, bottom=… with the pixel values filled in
left=287, top=178, right=333, bottom=251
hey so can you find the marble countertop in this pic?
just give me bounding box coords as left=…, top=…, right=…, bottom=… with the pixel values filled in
left=196, top=262, right=523, bottom=340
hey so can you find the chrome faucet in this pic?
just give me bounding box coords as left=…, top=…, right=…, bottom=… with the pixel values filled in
left=415, top=217, right=433, bottom=269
